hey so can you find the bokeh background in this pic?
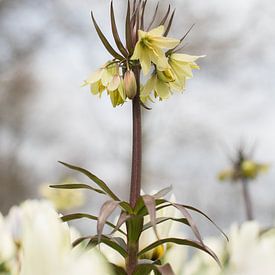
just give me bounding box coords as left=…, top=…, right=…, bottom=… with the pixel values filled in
left=0, top=0, right=274, bottom=235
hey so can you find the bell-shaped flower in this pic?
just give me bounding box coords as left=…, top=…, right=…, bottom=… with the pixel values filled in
left=131, top=26, right=180, bottom=75
left=84, top=62, right=126, bottom=107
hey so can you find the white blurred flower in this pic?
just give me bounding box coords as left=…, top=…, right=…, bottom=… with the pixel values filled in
left=181, top=221, right=275, bottom=275
left=18, top=200, right=114, bottom=275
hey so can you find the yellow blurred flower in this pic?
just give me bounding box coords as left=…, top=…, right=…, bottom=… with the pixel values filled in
left=40, top=180, right=85, bottom=211
left=131, top=26, right=180, bottom=75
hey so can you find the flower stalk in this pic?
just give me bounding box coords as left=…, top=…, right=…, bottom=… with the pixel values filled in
left=241, top=179, right=253, bottom=221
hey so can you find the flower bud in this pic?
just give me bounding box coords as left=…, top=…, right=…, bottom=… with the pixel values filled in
left=124, top=70, right=137, bottom=99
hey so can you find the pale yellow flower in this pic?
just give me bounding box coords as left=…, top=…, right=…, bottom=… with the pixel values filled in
left=131, top=26, right=180, bottom=75
left=84, top=62, right=126, bottom=107
left=141, top=54, right=204, bottom=101
left=39, top=181, right=85, bottom=211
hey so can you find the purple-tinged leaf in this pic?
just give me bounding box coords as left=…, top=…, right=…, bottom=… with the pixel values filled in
left=180, top=23, right=195, bottom=43
left=159, top=4, right=171, bottom=26
left=172, top=203, right=204, bottom=245
left=164, top=9, right=175, bottom=37
left=157, top=263, right=175, bottom=275
left=140, top=0, right=148, bottom=31
left=125, top=0, right=134, bottom=54
left=146, top=2, right=159, bottom=31
left=143, top=195, right=159, bottom=239
left=91, top=11, right=124, bottom=60
left=110, top=1, right=129, bottom=57
left=181, top=204, right=228, bottom=241
left=50, top=183, right=105, bottom=195
left=111, top=211, right=131, bottom=235
left=153, top=185, right=172, bottom=199
left=97, top=200, right=120, bottom=242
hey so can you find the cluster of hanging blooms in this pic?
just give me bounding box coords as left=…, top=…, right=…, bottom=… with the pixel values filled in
left=218, top=145, right=269, bottom=182
left=83, top=1, right=204, bottom=107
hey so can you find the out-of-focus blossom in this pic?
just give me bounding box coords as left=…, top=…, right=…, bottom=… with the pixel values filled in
left=0, top=200, right=114, bottom=275
left=131, top=26, right=180, bottom=75
left=181, top=221, right=275, bottom=275
left=39, top=180, right=85, bottom=211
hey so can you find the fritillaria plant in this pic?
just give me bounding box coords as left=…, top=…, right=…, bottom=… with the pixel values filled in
left=51, top=1, right=225, bottom=274
left=218, top=144, right=269, bottom=221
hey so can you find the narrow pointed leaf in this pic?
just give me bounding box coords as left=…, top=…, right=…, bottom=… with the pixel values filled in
left=61, top=213, right=126, bottom=236
left=164, top=10, right=175, bottom=37
left=142, top=217, right=189, bottom=232
left=153, top=185, right=172, bottom=199
left=147, top=2, right=159, bottom=31
left=125, top=0, right=134, bottom=54
left=180, top=23, right=195, bottom=43
left=97, top=200, right=120, bottom=242
left=50, top=183, right=105, bottom=195
left=181, top=204, right=228, bottom=241
left=159, top=5, right=171, bottom=26
left=111, top=211, right=131, bottom=235
left=133, top=263, right=156, bottom=275
left=143, top=195, right=159, bottom=239
left=157, top=264, right=175, bottom=275
left=73, top=235, right=128, bottom=258
left=58, top=161, right=119, bottom=201
left=91, top=12, right=124, bottom=60
left=172, top=203, right=203, bottom=245
left=140, top=0, right=148, bottom=30
left=110, top=1, right=129, bottom=57
left=138, top=238, right=221, bottom=266
left=119, top=201, right=133, bottom=214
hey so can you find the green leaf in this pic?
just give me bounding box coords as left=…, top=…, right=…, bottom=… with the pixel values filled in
left=58, top=161, right=119, bottom=201
left=91, top=12, right=124, bottom=60
left=125, top=0, right=134, bottom=54
left=73, top=235, right=128, bottom=258
left=110, top=1, right=129, bottom=57
left=159, top=5, right=171, bottom=26
left=146, top=2, right=159, bottom=31
left=119, top=201, right=133, bottom=214
left=164, top=10, right=175, bottom=37
left=61, top=213, right=126, bottom=236
left=50, top=183, right=105, bottom=195
left=142, top=217, right=189, bottom=232
left=111, top=264, right=127, bottom=275
left=180, top=23, right=195, bottom=43
left=133, top=263, right=155, bottom=275
left=138, top=238, right=221, bottom=266
left=97, top=200, right=120, bottom=242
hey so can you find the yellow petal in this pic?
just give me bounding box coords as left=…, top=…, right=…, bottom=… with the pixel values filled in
left=140, top=48, right=152, bottom=75
left=107, top=75, right=120, bottom=91
left=155, top=78, right=170, bottom=99
left=131, top=43, right=142, bottom=60
left=148, top=25, right=165, bottom=36
left=151, top=37, right=180, bottom=49
left=86, top=69, right=103, bottom=84
left=141, top=75, right=156, bottom=98
left=171, top=53, right=205, bottom=63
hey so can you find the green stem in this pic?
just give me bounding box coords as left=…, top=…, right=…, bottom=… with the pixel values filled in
left=241, top=179, right=254, bottom=221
